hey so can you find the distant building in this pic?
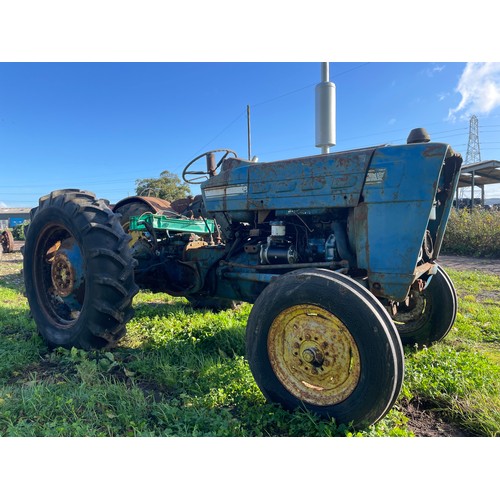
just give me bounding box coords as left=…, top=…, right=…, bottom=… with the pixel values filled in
left=0, top=208, right=31, bottom=230
left=457, top=160, right=500, bottom=207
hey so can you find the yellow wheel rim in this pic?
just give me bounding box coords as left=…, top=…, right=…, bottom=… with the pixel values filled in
left=268, top=304, right=361, bottom=406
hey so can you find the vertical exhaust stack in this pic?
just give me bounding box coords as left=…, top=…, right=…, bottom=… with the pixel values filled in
left=315, top=62, right=336, bottom=154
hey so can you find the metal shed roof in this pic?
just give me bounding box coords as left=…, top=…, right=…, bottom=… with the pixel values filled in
left=458, top=160, right=500, bottom=188
left=0, top=208, right=31, bottom=215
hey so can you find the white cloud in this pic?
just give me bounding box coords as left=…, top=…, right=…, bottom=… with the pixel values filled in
left=422, top=64, right=445, bottom=78
left=448, top=62, right=500, bottom=121
left=0, top=201, right=7, bottom=208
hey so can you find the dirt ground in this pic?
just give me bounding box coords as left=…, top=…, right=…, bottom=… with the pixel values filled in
left=438, top=254, right=500, bottom=275
left=1, top=245, right=498, bottom=436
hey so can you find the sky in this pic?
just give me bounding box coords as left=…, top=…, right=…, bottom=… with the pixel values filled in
left=1, top=61, right=500, bottom=208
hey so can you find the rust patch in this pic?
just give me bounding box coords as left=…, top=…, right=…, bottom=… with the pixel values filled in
left=422, top=144, right=447, bottom=158
left=267, top=304, right=361, bottom=406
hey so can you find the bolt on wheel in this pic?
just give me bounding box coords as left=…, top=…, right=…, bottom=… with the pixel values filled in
left=268, top=304, right=360, bottom=406
left=36, top=229, right=86, bottom=325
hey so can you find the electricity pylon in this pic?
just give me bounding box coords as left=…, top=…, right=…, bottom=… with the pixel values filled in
left=465, top=115, right=481, bottom=165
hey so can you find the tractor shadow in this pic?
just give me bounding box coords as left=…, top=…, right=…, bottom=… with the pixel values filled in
left=0, top=270, right=25, bottom=293
left=125, top=299, right=248, bottom=358
left=0, top=300, right=36, bottom=339
left=0, top=250, right=25, bottom=293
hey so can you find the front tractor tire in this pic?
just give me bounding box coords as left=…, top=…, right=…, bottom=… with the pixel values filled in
left=23, top=190, right=139, bottom=350
left=246, top=269, right=404, bottom=428
left=393, top=266, right=457, bottom=347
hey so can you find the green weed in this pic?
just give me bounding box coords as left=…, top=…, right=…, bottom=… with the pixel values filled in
left=443, top=209, right=500, bottom=258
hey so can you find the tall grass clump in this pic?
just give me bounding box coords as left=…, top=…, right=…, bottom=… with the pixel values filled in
left=442, top=209, right=500, bottom=258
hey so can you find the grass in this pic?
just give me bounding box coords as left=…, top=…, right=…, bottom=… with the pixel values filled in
left=1, top=254, right=499, bottom=437
left=400, top=268, right=500, bottom=436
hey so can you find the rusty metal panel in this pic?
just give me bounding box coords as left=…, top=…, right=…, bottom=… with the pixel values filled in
left=362, top=143, right=449, bottom=204
left=354, top=142, right=454, bottom=301
left=248, top=152, right=370, bottom=209
left=202, top=148, right=376, bottom=215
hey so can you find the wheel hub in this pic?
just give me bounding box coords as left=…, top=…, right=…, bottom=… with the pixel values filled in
left=51, top=252, right=76, bottom=297
left=49, top=239, right=84, bottom=300
left=268, top=304, right=361, bottom=406
left=301, top=345, right=324, bottom=366
left=392, top=290, right=429, bottom=333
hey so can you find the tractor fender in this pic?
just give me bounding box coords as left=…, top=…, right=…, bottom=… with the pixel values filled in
left=112, top=196, right=173, bottom=214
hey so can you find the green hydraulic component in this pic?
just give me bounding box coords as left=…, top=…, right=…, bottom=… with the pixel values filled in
left=129, top=213, right=216, bottom=235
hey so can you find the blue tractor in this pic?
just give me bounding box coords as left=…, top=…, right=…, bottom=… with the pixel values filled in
left=23, top=127, right=462, bottom=427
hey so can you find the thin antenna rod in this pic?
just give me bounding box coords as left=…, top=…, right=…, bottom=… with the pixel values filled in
left=247, top=105, right=251, bottom=160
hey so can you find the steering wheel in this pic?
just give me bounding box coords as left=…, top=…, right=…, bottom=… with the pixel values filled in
left=182, top=149, right=237, bottom=184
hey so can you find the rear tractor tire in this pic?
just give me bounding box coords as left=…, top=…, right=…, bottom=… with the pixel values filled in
left=246, top=269, right=404, bottom=428
left=23, top=189, right=139, bottom=350
left=113, top=200, right=158, bottom=232
left=1, top=229, right=15, bottom=255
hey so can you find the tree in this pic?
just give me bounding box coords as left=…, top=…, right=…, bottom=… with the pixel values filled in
left=12, top=222, right=29, bottom=241
left=135, top=170, right=191, bottom=201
